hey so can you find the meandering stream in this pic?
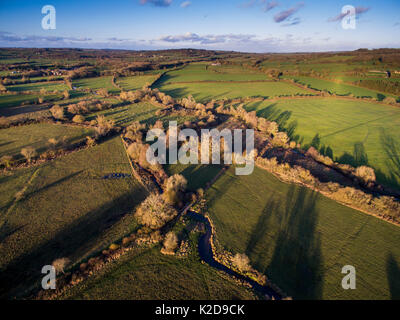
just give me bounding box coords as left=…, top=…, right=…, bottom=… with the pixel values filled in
left=187, top=211, right=282, bottom=300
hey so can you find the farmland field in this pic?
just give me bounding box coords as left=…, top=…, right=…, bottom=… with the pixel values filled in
left=206, top=166, right=400, bottom=300
left=116, top=74, right=160, bottom=91
left=156, top=81, right=311, bottom=103
left=159, top=63, right=270, bottom=83
left=285, top=76, right=394, bottom=99
left=0, top=137, right=148, bottom=298
left=57, top=245, right=256, bottom=300
left=0, top=123, right=93, bottom=159
left=85, top=102, right=161, bottom=126
left=6, top=81, right=69, bottom=93
left=73, top=76, right=120, bottom=94
left=0, top=93, right=63, bottom=116
left=243, top=98, right=400, bottom=191
left=164, top=163, right=223, bottom=191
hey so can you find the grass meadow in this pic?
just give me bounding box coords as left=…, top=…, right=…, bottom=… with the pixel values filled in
left=160, top=63, right=270, bottom=83
left=286, top=76, right=394, bottom=99
left=73, top=76, right=120, bottom=94
left=85, top=102, right=161, bottom=127
left=0, top=123, right=93, bottom=159
left=156, top=81, right=311, bottom=103
left=6, top=81, right=69, bottom=93
left=243, top=98, right=400, bottom=191
left=0, top=137, right=148, bottom=298
left=58, top=244, right=256, bottom=300
left=165, top=163, right=223, bottom=191
left=206, top=166, right=400, bottom=300
left=0, top=93, right=63, bottom=116
left=116, top=75, right=160, bottom=91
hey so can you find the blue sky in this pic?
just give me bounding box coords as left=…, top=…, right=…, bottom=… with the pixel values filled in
left=0, top=0, right=399, bottom=52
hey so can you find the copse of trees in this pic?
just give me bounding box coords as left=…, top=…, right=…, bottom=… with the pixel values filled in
left=135, top=193, right=178, bottom=229
left=94, top=115, right=115, bottom=138
left=50, top=104, right=65, bottom=120
left=163, top=174, right=187, bottom=205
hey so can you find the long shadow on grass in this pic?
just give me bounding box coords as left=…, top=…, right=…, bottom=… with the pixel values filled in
left=265, top=185, right=323, bottom=299
left=379, top=129, right=400, bottom=184
left=386, top=253, right=400, bottom=299
left=0, top=188, right=147, bottom=299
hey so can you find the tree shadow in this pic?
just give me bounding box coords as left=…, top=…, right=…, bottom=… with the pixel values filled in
left=380, top=128, right=400, bottom=182
left=245, top=196, right=276, bottom=257
left=386, top=253, right=400, bottom=300
left=336, top=141, right=369, bottom=167
left=0, top=188, right=147, bottom=299
left=265, top=186, right=323, bottom=299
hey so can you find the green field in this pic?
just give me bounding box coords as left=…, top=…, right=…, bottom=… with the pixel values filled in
left=6, top=81, right=69, bottom=93
left=0, top=123, right=93, bottom=160
left=116, top=75, right=159, bottom=91
left=156, top=81, right=311, bottom=103
left=286, top=76, right=394, bottom=99
left=165, top=163, right=223, bottom=191
left=206, top=166, right=400, bottom=300
left=85, top=102, right=161, bottom=126
left=0, top=93, right=62, bottom=115
left=73, top=76, right=120, bottom=94
left=160, top=63, right=270, bottom=83
left=0, top=137, right=148, bottom=298
left=243, top=98, right=400, bottom=190
left=58, top=244, right=256, bottom=300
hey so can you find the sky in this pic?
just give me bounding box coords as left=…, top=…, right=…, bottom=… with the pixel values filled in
left=0, top=0, right=399, bottom=53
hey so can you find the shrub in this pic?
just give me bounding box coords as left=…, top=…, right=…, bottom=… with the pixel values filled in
left=135, top=193, right=178, bottom=229
left=109, top=243, right=120, bottom=251
left=63, top=90, right=70, bottom=99
left=232, top=253, right=251, bottom=272
left=21, top=146, right=37, bottom=163
left=127, top=142, right=149, bottom=168
left=355, top=165, right=376, bottom=184
left=97, top=88, right=109, bottom=97
left=95, top=115, right=115, bottom=137
left=0, top=155, right=14, bottom=168
left=52, top=257, right=70, bottom=274
left=163, top=232, right=178, bottom=253
left=50, top=104, right=65, bottom=119
left=383, top=97, right=397, bottom=105
left=163, top=174, right=187, bottom=205
left=86, top=136, right=96, bottom=147
left=271, top=132, right=289, bottom=147
left=72, top=114, right=85, bottom=123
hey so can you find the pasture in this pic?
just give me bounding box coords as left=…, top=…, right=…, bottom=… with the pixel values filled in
left=243, top=98, right=400, bottom=191
left=286, top=76, right=393, bottom=99
left=0, top=93, right=62, bottom=116
left=0, top=137, right=148, bottom=298
left=73, top=76, right=120, bottom=94
left=116, top=74, right=160, bottom=91
left=156, top=81, right=311, bottom=103
left=85, top=102, right=161, bottom=126
left=159, top=63, right=270, bottom=83
left=206, top=166, right=400, bottom=300
left=165, top=163, right=223, bottom=191
left=57, top=244, right=256, bottom=300
left=6, top=81, right=69, bottom=93
left=0, top=123, right=93, bottom=160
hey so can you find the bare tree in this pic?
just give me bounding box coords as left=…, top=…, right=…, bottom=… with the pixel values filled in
left=21, top=147, right=37, bottom=163
left=232, top=253, right=251, bottom=272
left=163, top=232, right=178, bottom=253
left=52, top=257, right=70, bottom=274
left=135, top=193, right=178, bottom=229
